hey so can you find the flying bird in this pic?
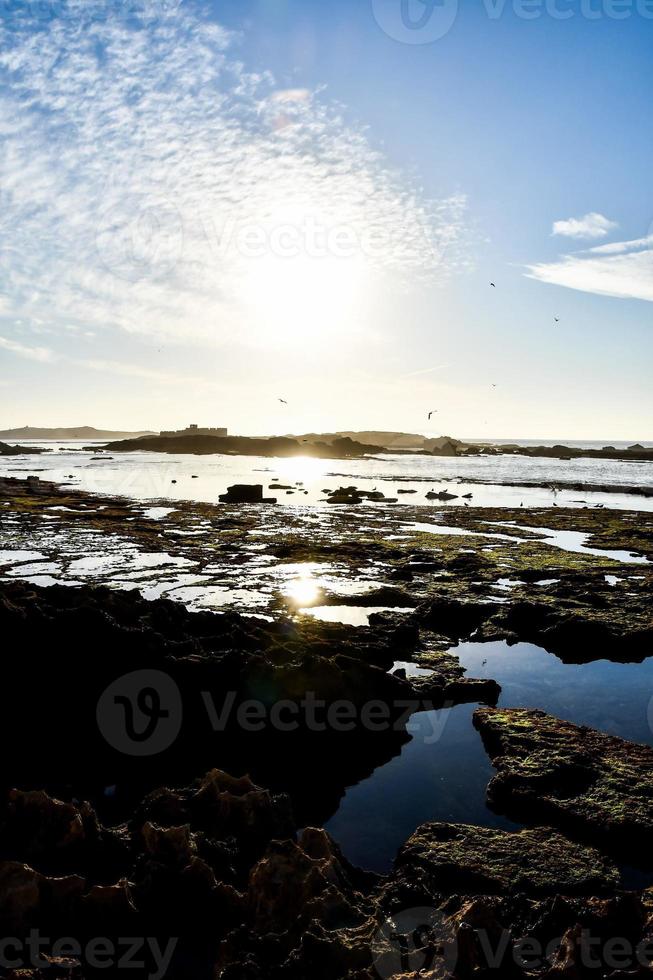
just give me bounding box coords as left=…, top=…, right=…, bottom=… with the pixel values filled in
left=428, top=410, right=437, bottom=420
left=278, top=398, right=288, bottom=405
left=490, top=282, right=496, bottom=288
left=554, top=317, right=560, bottom=323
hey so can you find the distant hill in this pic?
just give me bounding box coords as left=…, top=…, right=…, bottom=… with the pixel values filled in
left=0, top=426, right=155, bottom=440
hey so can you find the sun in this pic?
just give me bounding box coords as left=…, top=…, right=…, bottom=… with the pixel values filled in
left=240, top=251, right=369, bottom=348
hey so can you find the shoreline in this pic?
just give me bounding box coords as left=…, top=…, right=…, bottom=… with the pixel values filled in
left=2, top=476, right=653, bottom=977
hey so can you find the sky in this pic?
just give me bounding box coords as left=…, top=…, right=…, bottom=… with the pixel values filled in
left=0, top=0, right=651, bottom=439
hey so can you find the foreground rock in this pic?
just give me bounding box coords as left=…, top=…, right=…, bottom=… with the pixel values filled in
left=0, top=582, right=498, bottom=828
left=392, top=822, right=620, bottom=896
left=474, top=707, right=653, bottom=858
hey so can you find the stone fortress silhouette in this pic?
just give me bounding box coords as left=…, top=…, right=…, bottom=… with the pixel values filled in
left=159, top=423, right=228, bottom=437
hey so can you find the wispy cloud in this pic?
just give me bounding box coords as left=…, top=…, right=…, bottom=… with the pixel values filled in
left=0, top=334, right=195, bottom=383
left=527, top=235, right=653, bottom=303
left=0, top=3, right=471, bottom=355
left=0, top=336, right=57, bottom=362
left=552, top=212, right=618, bottom=240
left=400, top=363, right=449, bottom=378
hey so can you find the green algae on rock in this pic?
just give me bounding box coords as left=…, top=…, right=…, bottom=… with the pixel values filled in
left=393, top=822, right=620, bottom=896
left=474, top=707, right=653, bottom=858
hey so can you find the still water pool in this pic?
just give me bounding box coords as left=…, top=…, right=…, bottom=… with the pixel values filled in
left=325, top=641, right=653, bottom=872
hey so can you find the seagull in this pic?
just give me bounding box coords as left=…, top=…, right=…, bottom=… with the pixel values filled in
left=490, top=282, right=496, bottom=288
left=278, top=398, right=288, bottom=405
left=428, top=410, right=437, bottom=420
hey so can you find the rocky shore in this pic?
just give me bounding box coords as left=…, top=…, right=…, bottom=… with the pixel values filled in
left=1, top=477, right=653, bottom=978
left=2, top=580, right=653, bottom=978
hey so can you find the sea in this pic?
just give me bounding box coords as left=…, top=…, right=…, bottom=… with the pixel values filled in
left=1, top=439, right=653, bottom=511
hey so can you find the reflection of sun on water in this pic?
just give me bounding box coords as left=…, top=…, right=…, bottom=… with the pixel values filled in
left=276, top=456, right=330, bottom=483
left=284, top=575, right=321, bottom=607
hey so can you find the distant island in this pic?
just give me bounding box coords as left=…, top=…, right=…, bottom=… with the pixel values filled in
left=97, top=433, right=383, bottom=458
left=93, top=429, right=653, bottom=462
left=0, top=441, right=47, bottom=456
left=0, top=426, right=155, bottom=440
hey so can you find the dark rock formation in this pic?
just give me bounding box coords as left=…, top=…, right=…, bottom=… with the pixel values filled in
left=0, top=441, right=46, bottom=455
left=474, top=708, right=653, bottom=859
left=98, top=434, right=381, bottom=459
left=392, top=823, right=620, bottom=896
left=219, top=484, right=277, bottom=504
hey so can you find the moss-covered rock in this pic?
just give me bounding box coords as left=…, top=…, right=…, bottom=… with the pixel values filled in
left=392, top=822, right=620, bottom=896
left=474, top=707, right=653, bottom=859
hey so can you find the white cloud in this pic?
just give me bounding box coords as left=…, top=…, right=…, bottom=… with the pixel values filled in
left=552, top=212, right=619, bottom=240
left=526, top=236, right=653, bottom=303
left=0, top=4, right=471, bottom=355
left=0, top=336, right=57, bottom=362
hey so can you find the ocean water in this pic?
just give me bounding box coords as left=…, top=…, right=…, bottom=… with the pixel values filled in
left=326, top=641, right=653, bottom=874
left=2, top=440, right=653, bottom=511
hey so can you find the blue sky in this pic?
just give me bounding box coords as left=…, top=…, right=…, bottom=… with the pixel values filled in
left=0, top=0, right=651, bottom=438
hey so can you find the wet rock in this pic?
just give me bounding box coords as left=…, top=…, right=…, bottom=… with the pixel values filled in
left=219, top=484, right=277, bottom=504
left=0, top=861, right=85, bottom=933
left=393, top=823, right=620, bottom=896
left=388, top=564, right=414, bottom=582
left=327, top=486, right=363, bottom=505
left=215, top=828, right=379, bottom=977
left=0, top=789, right=127, bottom=880
left=442, top=676, right=501, bottom=706
left=134, top=769, right=294, bottom=873
left=416, top=597, right=499, bottom=639
left=474, top=708, right=653, bottom=858
left=494, top=600, right=653, bottom=661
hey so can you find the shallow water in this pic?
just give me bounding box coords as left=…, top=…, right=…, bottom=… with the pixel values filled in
left=301, top=605, right=414, bottom=627
left=325, top=640, right=653, bottom=873
left=4, top=441, right=653, bottom=511
left=411, top=520, right=652, bottom=565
